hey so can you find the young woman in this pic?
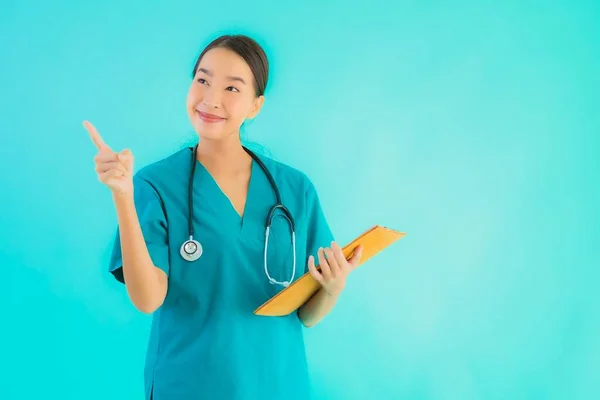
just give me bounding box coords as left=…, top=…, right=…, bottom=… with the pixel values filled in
left=85, top=34, right=362, bottom=400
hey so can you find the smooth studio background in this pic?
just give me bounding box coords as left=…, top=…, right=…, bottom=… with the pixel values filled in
left=2, top=1, right=599, bottom=399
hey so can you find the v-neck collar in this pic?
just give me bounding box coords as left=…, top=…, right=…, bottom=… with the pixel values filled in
left=193, top=155, right=257, bottom=235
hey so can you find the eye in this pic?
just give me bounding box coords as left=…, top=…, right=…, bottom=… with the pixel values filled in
left=226, top=86, right=239, bottom=92
left=197, top=78, right=208, bottom=85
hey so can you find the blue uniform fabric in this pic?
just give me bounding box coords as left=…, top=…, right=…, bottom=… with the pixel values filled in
left=108, top=146, right=335, bottom=400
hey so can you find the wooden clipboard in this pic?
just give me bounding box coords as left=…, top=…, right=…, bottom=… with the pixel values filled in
left=254, top=225, right=406, bottom=316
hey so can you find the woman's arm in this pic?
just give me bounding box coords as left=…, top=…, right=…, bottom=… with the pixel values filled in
left=84, top=120, right=167, bottom=314
left=298, top=286, right=341, bottom=327
left=113, top=192, right=168, bottom=314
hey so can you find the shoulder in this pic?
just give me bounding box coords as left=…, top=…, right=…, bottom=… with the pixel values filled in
left=134, top=147, right=192, bottom=189
left=252, top=151, right=317, bottom=196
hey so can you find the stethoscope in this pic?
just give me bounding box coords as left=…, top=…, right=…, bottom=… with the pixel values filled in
left=180, top=144, right=297, bottom=287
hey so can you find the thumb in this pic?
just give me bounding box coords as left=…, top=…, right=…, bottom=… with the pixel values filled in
left=348, top=245, right=363, bottom=268
left=118, top=149, right=133, bottom=170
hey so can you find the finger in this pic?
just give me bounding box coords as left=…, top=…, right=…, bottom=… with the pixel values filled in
left=98, top=169, right=124, bottom=182
left=94, top=151, right=118, bottom=163
left=348, top=245, right=364, bottom=269
left=95, top=161, right=127, bottom=174
left=317, top=247, right=331, bottom=281
left=324, top=246, right=339, bottom=278
left=83, top=120, right=112, bottom=152
left=331, top=242, right=349, bottom=273
left=117, top=149, right=133, bottom=172
left=307, top=255, right=324, bottom=284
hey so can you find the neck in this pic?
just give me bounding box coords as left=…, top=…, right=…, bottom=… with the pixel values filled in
left=195, top=134, right=251, bottom=175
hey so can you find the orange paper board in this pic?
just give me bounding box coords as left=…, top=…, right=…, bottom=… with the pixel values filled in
left=254, top=225, right=406, bottom=316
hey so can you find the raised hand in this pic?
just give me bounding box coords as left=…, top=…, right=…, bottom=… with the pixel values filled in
left=84, top=120, right=134, bottom=196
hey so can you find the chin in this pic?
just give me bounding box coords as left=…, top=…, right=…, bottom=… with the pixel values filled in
left=192, top=121, right=237, bottom=142
left=193, top=125, right=223, bottom=141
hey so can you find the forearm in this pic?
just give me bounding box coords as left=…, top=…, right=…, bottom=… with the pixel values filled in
left=297, top=287, right=341, bottom=327
left=113, top=192, right=167, bottom=313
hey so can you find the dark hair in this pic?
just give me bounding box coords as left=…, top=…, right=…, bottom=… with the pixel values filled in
left=191, top=34, right=269, bottom=97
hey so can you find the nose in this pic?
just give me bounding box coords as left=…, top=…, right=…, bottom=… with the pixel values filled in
left=202, top=87, right=221, bottom=109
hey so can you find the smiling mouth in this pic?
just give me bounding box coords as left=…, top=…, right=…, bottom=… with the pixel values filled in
left=196, top=110, right=226, bottom=123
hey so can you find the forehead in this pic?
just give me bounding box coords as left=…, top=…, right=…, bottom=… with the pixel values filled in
left=196, top=47, right=253, bottom=79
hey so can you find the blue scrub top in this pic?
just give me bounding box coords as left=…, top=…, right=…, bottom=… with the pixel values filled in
left=108, top=146, right=335, bottom=400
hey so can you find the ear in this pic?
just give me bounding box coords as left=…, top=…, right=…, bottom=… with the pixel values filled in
left=247, top=95, right=265, bottom=119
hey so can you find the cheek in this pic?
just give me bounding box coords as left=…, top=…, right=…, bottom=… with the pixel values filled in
left=227, top=105, right=244, bottom=121
left=185, top=94, right=195, bottom=117
left=186, top=86, right=200, bottom=106
left=224, top=97, right=252, bottom=121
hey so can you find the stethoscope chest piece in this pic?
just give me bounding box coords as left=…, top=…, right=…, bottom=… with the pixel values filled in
left=180, top=237, right=202, bottom=262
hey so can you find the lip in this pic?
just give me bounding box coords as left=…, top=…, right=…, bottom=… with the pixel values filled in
left=196, top=110, right=226, bottom=123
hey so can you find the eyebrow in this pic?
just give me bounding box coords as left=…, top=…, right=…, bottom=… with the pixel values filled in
left=197, top=68, right=246, bottom=84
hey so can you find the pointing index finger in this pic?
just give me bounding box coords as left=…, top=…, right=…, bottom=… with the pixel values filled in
left=83, top=120, right=112, bottom=152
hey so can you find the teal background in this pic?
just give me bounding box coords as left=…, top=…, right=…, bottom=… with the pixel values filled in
left=2, top=0, right=599, bottom=399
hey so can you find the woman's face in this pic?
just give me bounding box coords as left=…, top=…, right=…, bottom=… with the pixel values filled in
left=186, top=47, right=264, bottom=141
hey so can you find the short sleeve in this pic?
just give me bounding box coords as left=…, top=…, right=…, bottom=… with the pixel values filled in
left=108, top=175, right=170, bottom=284
left=304, top=181, right=335, bottom=271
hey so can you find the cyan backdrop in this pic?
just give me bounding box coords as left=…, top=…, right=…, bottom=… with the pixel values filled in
left=2, top=0, right=599, bottom=399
